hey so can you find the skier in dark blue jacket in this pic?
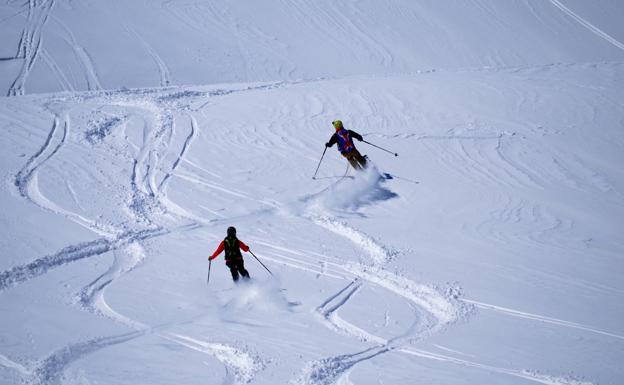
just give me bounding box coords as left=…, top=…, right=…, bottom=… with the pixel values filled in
left=325, top=120, right=367, bottom=170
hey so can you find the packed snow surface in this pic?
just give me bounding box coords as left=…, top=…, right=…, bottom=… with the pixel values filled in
left=1, top=1, right=624, bottom=385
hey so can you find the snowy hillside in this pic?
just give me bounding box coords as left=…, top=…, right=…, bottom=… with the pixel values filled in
left=1, top=0, right=624, bottom=95
left=1, top=1, right=624, bottom=385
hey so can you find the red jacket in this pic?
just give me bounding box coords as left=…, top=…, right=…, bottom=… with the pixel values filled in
left=209, top=239, right=249, bottom=261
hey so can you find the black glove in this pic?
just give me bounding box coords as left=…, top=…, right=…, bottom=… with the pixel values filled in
left=325, top=142, right=330, bottom=147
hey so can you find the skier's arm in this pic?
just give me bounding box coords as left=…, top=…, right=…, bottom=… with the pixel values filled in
left=209, top=241, right=225, bottom=260
left=238, top=240, right=250, bottom=252
left=348, top=130, right=363, bottom=141
left=326, top=134, right=338, bottom=147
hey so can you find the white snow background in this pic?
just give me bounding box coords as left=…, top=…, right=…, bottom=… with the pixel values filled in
left=1, top=1, right=623, bottom=384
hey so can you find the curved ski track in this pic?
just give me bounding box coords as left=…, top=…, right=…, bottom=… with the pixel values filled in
left=13, top=114, right=118, bottom=236
left=28, top=331, right=145, bottom=385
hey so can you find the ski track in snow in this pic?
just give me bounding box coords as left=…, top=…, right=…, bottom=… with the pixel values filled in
left=315, top=279, right=374, bottom=342
left=401, top=348, right=595, bottom=385
left=13, top=115, right=64, bottom=199
left=125, top=25, right=172, bottom=87
left=473, top=198, right=587, bottom=259
left=71, top=239, right=260, bottom=384
left=295, top=344, right=394, bottom=385
left=12, top=114, right=119, bottom=236
left=287, top=196, right=466, bottom=383
left=75, top=241, right=149, bottom=329
left=415, top=133, right=538, bottom=190
left=27, top=331, right=145, bottom=385
left=305, top=278, right=410, bottom=384
left=49, top=14, right=103, bottom=91
left=0, top=227, right=171, bottom=292
left=302, top=261, right=600, bottom=385
left=549, top=0, right=624, bottom=51
left=158, top=113, right=196, bottom=192
left=40, top=48, right=74, bottom=92
left=8, top=0, right=55, bottom=96
left=164, top=334, right=263, bottom=385
left=463, top=299, right=624, bottom=341
left=309, top=216, right=396, bottom=267
left=257, top=185, right=611, bottom=385
left=0, top=353, right=29, bottom=376
left=304, top=262, right=570, bottom=385
left=308, top=278, right=561, bottom=385
left=109, top=96, right=198, bottom=225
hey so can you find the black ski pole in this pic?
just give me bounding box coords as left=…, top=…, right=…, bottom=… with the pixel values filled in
left=249, top=250, right=273, bottom=276
left=206, top=260, right=212, bottom=285
left=312, top=146, right=328, bottom=179
left=362, top=140, right=398, bottom=157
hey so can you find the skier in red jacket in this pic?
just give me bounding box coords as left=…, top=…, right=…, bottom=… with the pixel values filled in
left=209, top=226, right=251, bottom=282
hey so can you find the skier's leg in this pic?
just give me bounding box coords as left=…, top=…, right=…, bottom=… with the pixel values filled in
left=352, top=149, right=367, bottom=169
left=237, top=259, right=250, bottom=280
left=344, top=152, right=361, bottom=170
left=226, top=261, right=240, bottom=281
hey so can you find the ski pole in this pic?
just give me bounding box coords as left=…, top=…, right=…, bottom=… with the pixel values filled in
left=362, top=140, right=398, bottom=157
left=312, top=146, right=328, bottom=179
left=249, top=250, right=273, bottom=276
left=206, top=260, right=212, bottom=285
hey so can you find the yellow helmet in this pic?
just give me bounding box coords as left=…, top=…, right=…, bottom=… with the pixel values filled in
left=332, top=120, right=343, bottom=130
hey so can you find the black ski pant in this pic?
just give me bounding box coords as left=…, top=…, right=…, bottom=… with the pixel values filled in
left=225, top=258, right=250, bottom=282
left=342, top=149, right=367, bottom=170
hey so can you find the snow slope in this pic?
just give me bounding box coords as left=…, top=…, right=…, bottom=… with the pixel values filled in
left=1, top=61, right=623, bottom=384
left=2, top=1, right=624, bottom=385
left=1, top=0, right=624, bottom=95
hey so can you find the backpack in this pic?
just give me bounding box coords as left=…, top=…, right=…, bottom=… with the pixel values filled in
left=336, top=129, right=354, bottom=154
left=223, top=236, right=243, bottom=260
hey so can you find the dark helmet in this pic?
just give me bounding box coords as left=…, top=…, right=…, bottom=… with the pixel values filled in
left=227, top=226, right=236, bottom=237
